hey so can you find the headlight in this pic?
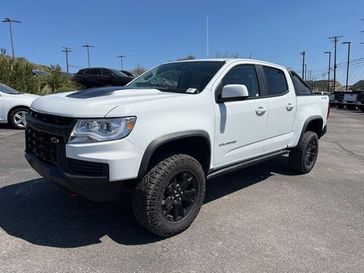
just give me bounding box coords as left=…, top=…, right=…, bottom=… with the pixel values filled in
left=69, top=117, right=136, bottom=144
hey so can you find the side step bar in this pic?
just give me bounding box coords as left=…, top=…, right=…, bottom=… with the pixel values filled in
left=207, top=150, right=288, bottom=180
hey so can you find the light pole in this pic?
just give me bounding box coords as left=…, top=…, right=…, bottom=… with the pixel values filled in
left=342, top=41, right=351, bottom=91
left=300, top=51, right=305, bottom=79
left=117, top=55, right=125, bottom=70
left=324, top=51, right=331, bottom=92
left=305, top=64, right=308, bottom=81
left=82, top=44, right=94, bottom=68
left=206, top=16, right=209, bottom=58
left=2, top=17, right=21, bottom=59
left=329, top=35, right=343, bottom=91
left=62, top=47, right=71, bottom=73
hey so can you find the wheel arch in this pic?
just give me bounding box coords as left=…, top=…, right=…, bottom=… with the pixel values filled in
left=137, top=130, right=211, bottom=178
left=299, top=116, right=324, bottom=141
left=7, top=105, right=30, bottom=123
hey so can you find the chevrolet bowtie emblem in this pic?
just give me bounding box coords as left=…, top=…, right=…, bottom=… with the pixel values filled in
left=50, top=137, right=60, bottom=144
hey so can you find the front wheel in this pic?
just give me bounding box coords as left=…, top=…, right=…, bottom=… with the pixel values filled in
left=133, top=154, right=206, bottom=237
left=289, top=131, right=319, bottom=174
left=9, top=107, right=29, bottom=129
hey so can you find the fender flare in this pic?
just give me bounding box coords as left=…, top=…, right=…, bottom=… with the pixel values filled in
left=298, top=115, right=324, bottom=142
left=137, top=130, right=211, bottom=179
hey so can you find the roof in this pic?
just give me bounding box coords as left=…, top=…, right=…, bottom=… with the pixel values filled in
left=170, top=58, right=287, bottom=70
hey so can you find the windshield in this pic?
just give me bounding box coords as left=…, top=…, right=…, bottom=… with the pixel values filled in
left=0, top=83, right=21, bottom=94
left=127, top=61, right=225, bottom=93
left=121, top=70, right=134, bottom=77
left=111, top=69, right=127, bottom=77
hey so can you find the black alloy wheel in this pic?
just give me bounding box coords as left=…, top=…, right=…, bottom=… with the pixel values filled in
left=162, top=171, right=199, bottom=222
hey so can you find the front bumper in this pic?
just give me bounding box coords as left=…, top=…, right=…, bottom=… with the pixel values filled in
left=25, top=110, right=143, bottom=201
left=25, top=153, right=122, bottom=201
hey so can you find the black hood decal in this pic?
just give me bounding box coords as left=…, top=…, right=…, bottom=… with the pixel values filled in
left=67, top=86, right=130, bottom=99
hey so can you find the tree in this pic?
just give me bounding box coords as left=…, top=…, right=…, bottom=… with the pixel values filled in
left=41, top=65, right=67, bottom=92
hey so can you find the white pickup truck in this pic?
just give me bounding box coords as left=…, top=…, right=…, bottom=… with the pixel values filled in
left=25, top=59, right=329, bottom=237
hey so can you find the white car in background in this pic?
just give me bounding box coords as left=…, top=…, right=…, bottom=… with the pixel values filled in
left=0, top=83, right=39, bottom=129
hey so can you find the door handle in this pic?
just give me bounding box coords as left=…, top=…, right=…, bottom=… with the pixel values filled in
left=286, top=103, right=294, bottom=111
left=255, top=106, right=266, bottom=116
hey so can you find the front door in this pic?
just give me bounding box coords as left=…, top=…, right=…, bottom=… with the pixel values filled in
left=213, top=64, right=268, bottom=167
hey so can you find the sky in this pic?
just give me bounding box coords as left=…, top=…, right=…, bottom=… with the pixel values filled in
left=1, top=0, right=364, bottom=84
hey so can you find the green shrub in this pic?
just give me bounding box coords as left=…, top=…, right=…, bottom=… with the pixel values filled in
left=0, top=55, right=80, bottom=95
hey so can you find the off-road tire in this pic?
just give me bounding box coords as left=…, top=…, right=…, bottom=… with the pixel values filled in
left=133, top=154, right=206, bottom=237
left=289, top=131, right=319, bottom=174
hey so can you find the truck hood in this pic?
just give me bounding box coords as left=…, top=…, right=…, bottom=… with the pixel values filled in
left=30, top=87, right=185, bottom=118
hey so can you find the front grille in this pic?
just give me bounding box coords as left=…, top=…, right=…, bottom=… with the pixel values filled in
left=26, top=111, right=109, bottom=178
left=29, top=110, right=75, bottom=126
left=26, top=111, right=74, bottom=165
left=26, top=127, right=64, bottom=164
left=69, top=159, right=108, bottom=177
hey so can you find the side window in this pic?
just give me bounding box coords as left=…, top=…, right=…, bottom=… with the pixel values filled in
left=263, top=66, right=288, bottom=96
left=290, top=71, right=312, bottom=95
left=88, top=69, right=101, bottom=75
left=102, top=69, right=113, bottom=76
left=220, top=65, right=260, bottom=97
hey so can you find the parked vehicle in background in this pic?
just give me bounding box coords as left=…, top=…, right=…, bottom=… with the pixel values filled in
left=73, top=67, right=134, bottom=88
left=330, top=91, right=364, bottom=111
left=0, top=83, right=39, bottom=129
left=343, top=92, right=358, bottom=110
left=333, top=92, right=345, bottom=108
left=25, top=59, right=329, bottom=237
left=329, top=93, right=336, bottom=106
left=32, top=70, right=50, bottom=78
left=355, top=91, right=364, bottom=112
left=61, top=71, right=74, bottom=79
left=120, top=70, right=136, bottom=77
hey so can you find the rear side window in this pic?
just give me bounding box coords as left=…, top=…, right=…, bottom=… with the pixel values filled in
left=263, top=66, right=288, bottom=96
left=101, top=69, right=113, bottom=76
left=290, top=71, right=312, bottom=95
left=220, top=65, right=260, bottom=97
left=88, top=69, right=101, bottom=75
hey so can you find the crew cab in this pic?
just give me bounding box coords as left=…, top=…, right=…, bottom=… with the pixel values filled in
left=25, top=59, right=329, bottom=237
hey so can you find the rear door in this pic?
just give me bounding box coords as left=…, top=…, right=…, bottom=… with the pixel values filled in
left=101, top=69, right=114, bottom=85
left=213, top=64, right=268, bottom=167
left=87, top=68, right=102, bottom=86
left=261, top=65, right=296, bottom=153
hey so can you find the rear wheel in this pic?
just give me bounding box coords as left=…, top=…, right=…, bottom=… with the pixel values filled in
left=289, top=131, right=319, bottom=174
left=133, top=154, right=206, bottom=237
left=9, top=107, right=29, bottom=129
left=359, top=106, right=364, bottom=112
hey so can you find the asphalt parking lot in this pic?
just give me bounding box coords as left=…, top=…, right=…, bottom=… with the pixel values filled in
left=0, top=108, right=363, bottom=273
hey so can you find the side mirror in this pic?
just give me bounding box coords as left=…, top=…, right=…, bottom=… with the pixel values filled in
left=219, top=84, right=249, bottom=102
